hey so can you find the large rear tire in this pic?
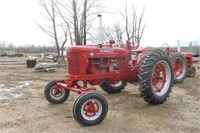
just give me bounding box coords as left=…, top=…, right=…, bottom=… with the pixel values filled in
left=139, top=51, right=173, bottom=104
left=100, top=81, right=126, bottom=94
left=44, top=80, right=70, bottom=104
left=170, top=52, right=188, bottom=83
left=73, top=92, right=108, bottom=126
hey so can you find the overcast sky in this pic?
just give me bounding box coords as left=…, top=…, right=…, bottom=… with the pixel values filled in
left=0, top=0, right=200, bottom=47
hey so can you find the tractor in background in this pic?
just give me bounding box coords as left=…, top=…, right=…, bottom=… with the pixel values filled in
left=159, top=43, right=196, bottom=84
left=43, top=15, right=174, bottom=126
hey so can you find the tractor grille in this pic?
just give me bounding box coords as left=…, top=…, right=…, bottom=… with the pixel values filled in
left=67, top=52, right=80, bottom=75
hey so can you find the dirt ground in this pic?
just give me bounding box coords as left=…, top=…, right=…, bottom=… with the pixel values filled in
left=0, top=57, right=200, bottom=133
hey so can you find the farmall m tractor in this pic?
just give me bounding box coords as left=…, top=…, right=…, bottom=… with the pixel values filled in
left=44, top=15, right=174, bottom=126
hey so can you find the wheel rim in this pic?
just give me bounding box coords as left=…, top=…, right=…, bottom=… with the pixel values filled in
left=81, top=99, right=102, bottom=121
left=50, top=85, right=65, bottom=100
left=111, top=81, right=122, bottom=87
left=173, top=58, right=186, bottom=79
left=152, top=61, right=171, bottom=96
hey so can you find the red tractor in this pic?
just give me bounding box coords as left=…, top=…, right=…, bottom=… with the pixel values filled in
left=159, top=43, right=196, bottom=83
left=44, top=15, right=174, bottom=126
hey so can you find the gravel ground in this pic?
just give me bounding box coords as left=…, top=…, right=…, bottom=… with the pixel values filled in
left=0, top=57, right=200, bottom=133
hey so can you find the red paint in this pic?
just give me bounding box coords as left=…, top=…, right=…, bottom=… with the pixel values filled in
left=56, top=41, right=147, bottom=94
left=182, top=52, right=193, bottom=66
left=152, top=63, right=167, bottom=93
left=83, top=101, right=99, bottom=117
left=173, top=57, right=184, bottom=77
left=57, top=40, right=196, bottom=95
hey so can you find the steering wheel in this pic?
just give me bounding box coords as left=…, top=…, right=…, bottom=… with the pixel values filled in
left=161, top=43, right=169, bottom=51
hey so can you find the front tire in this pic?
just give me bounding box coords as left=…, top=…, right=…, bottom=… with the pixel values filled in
left=44, top=80, right=70, bottom=104
left=73, top=92, right=108, bottom=126
left=187, top=66, right=196, bottom=77
left=139, top=51, right=173, bottom=104
left=100, top=81, right=126, bottom=94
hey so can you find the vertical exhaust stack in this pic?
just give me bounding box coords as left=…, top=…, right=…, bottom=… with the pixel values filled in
left=97, top=14, right=103, bottom=47
left=177, top=40, right=181, bottom=52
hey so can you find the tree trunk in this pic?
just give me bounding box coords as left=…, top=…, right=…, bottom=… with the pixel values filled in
left=83, top=0, right=87, bottom=45
left=51, top=0, right=60, bottom=56
left=73, top=0, right=79, bottom=45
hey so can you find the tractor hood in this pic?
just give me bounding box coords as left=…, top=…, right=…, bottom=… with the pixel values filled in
left=66, top=45, right=129, bottom=58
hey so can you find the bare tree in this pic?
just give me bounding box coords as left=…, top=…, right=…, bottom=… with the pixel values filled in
left=120, top=3, right=146, bottom=46
left=104, top=26, right=114, bottom=41
left=38, top=0, right=69, bottom=56
left=103, top=3, right=145, bottom=48
left=83, top=0, right=88, bottom=45
left=113, top=23, right=124, bottom=44
left=136, top=8, right=146, bottom=45
left=60, top=0, right=102, bottom=45
left=120, top=3, right=131, bottom=42
left=104, top=23, right=124, bottom=45
left=38, top=0, right=103, bottom=52
left=72, top=0, right=103, bottom=45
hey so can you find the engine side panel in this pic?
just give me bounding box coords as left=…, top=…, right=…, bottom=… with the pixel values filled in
left=66, top=45, right=129, bottom=84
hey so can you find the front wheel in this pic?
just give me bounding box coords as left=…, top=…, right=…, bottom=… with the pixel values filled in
left=100, top=81, right=126, bottom=94
left=187, top=66, right=196, bottom=77
left=44, top=80, right=70, bottom=104
left=139, top=51, right=173, bottom=104
left=73, top=92, right=108, bottom=126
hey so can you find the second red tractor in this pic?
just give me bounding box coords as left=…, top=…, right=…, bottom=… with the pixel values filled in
left=159, top=43, right=196, bottom=83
